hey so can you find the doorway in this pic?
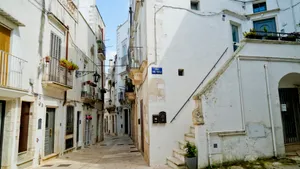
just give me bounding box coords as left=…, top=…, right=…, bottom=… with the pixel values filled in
left=96, top=114, right=100, bottom=142
left=18, top=102, right=30, bottom=153
left=76, top=111, right=81, bottom=144
left=140, top=100, right=144, bottom=153
left=125, top=109, right=129, bottom=134
left=44, top=108, right=55, bottom=156
left=0, top=101, right=5, bottom=167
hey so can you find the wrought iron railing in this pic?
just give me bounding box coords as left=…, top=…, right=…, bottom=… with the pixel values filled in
left=81, top=91, right=94, bottom=99
left=43, top=57, right=73, bottom=87
left=97, top=39, right=106, bottom=56
left=0, top=50, right=27, bottom=90
left=125, top=80, right=134, bottom=92
left=244, top=31, right=300, bottom=42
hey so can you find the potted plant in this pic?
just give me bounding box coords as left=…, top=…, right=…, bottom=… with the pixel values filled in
left=45, top=56, right=51, bottom=63
left=68, top=61, right=79, bottom=71
left=60, top=59, right=69, bottom=67
left=243, top=29, right=263, bottom=39
left=281, top=33, right=297, bottom=41
left=184, top=142, right=198, bottom=169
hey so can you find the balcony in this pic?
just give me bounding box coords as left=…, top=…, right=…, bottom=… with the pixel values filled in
left=244, top=31, right=300, bottom=42
left=129, top=61, right=147, bottom=86
left=125, top=79, right=135, bottom=101
left=97, top=39, right=106, bottom=60
left=42, top=57, right=73, bottom=91
left=81, top=82, right=97, bottom=103
left=0, top=50, right=28, bottom=98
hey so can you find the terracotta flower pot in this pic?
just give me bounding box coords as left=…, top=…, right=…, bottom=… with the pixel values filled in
left=45, top=56, right=51, bottom=63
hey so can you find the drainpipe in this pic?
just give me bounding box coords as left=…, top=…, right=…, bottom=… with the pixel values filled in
left=207, top=57, right=246, bottom=167
left=63, top=26, right=69, bottom=106
left=264, top=64, right=277, bottom=157
left=291, top=0, right=297, bottom=32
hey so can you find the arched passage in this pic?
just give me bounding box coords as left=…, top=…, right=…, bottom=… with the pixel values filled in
left=278, top=73, right=300, bottom=153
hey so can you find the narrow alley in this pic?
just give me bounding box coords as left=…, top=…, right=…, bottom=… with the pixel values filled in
left=34, top=136, right=169, bottom=169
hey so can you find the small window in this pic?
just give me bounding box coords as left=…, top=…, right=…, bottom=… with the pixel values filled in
left=191, top=1, right=199, bottom=10
left=178, top=69, right=184, bottom=76
left=253, top=2, right=267, bottom=13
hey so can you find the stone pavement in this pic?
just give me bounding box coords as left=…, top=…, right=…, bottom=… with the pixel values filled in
left=33, top=136, right=170, bottom=169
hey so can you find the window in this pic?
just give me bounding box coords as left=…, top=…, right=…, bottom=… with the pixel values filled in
left=191, top=1, right=199, bottom=10
left=178, top=69, right=184, bottom=76
left=253, top=2, right=267, bottom=13
left=231, top=24, right=239, bottom=51
left=122, top=41, right=127, bottom=57
left=50, top=32, right=62, bottom=59
left=66, top=106, right=74, bottom=135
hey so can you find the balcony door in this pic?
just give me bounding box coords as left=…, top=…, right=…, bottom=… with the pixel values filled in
left=0, top=25, right=11, bottom=86
left=49, top=33, right=62, bottom=82
left=254, top=18, right=277, bottom=32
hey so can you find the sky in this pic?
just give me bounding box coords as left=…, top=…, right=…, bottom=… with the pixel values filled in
left=96, top=0, right=129, bottom=68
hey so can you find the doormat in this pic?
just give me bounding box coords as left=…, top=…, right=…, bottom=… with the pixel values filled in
left=57, top=164, right=71, bottom=167
left=42, top=165, right=53, bottom=167
left=130, top=150, right=139, bottom=152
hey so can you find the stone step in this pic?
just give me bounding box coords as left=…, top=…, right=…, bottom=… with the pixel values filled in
left=166, top=156, right=186, bottom=169
left=178, top=140, right=187, bottom=150
left=190, top=126, right=195, bottom=134
left=173, top=148, right=186, bottom=162
left=184, top=133, right=195, bottom=143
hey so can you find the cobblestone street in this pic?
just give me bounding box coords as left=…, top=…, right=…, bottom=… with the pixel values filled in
left=34, top=136, right=169, bottom=169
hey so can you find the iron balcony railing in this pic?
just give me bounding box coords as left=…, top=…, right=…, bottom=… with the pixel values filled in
left=125, top=79, right=134, bottom=92
left=244, top=31, right=300, bottom=42
left=43, top=57, right=73, bottom=87
left=97, top=39, right=106, bottom=56
left=0, top=50, right=27, bottom=90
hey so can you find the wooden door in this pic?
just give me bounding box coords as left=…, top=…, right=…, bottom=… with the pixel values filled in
left=45, top=108, right=55, bottom=156
left=19, top=102, right=30, bottom=153
left=0, top=25, right=11, bottom=86
left=140, top=100, right=144, bottom=153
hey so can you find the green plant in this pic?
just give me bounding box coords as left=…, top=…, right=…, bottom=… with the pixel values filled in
left=60, top=59, right=79, bottom=71
left=60, top=59, right=69, bottom=67
left=68, top=61, right=79, bottom=71
left=184, top=142, right=197, bottom=158
left=263, top=26, right=268, bottom=33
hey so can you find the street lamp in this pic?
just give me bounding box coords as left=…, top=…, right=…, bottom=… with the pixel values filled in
left=93, top=71, right=100, bottom=83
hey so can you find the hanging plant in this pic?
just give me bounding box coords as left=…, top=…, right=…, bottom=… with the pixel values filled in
left=59, top=59, right=79, bottom=71
left=60, top=59, right=69, bottom=67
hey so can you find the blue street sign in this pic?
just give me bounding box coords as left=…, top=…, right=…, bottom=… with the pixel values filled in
left=152, top=67, right=163, bottom=74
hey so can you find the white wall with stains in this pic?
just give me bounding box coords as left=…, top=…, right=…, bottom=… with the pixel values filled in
left=197, top=41, right=300, bottom=167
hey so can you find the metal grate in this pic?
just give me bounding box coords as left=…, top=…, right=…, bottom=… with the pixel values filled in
left=42, top=165, right=53, bottom=167
left=57, top=164, right=71, bottom=167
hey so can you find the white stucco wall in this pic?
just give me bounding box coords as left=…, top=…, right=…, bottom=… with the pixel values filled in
left=129, top=0, right=300, bottom=166
left=0, top=0, right=104, bottom=168
left=197, top=41, right=300, bottom=167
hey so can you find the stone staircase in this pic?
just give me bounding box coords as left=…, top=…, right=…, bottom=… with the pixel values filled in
left=166, top=126, right=195, bottom=169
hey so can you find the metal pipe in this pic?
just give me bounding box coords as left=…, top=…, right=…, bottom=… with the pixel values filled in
left=291, top=0, right=297, bottom=32
left=237, top=57, right=245, bottom=130
left=264, top=64, right=277, bottom=157
left=207, top=131, right=212, bottom=167
left=63, top=26, right=70, bottom=106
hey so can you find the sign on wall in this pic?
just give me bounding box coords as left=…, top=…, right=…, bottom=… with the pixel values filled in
left=152, top=67, right=163, bottom=75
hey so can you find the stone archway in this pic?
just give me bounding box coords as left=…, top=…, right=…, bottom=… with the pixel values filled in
left=278, top=73, right=300, bottom=153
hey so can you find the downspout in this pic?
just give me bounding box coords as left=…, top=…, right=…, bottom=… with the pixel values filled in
left=264, top=64, right=277, bottom=157
left=207, top=57, right=246, bottom=167
left=63, top=26, right=70, bottom=106
left=290, top=0, right=297, bottom=32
